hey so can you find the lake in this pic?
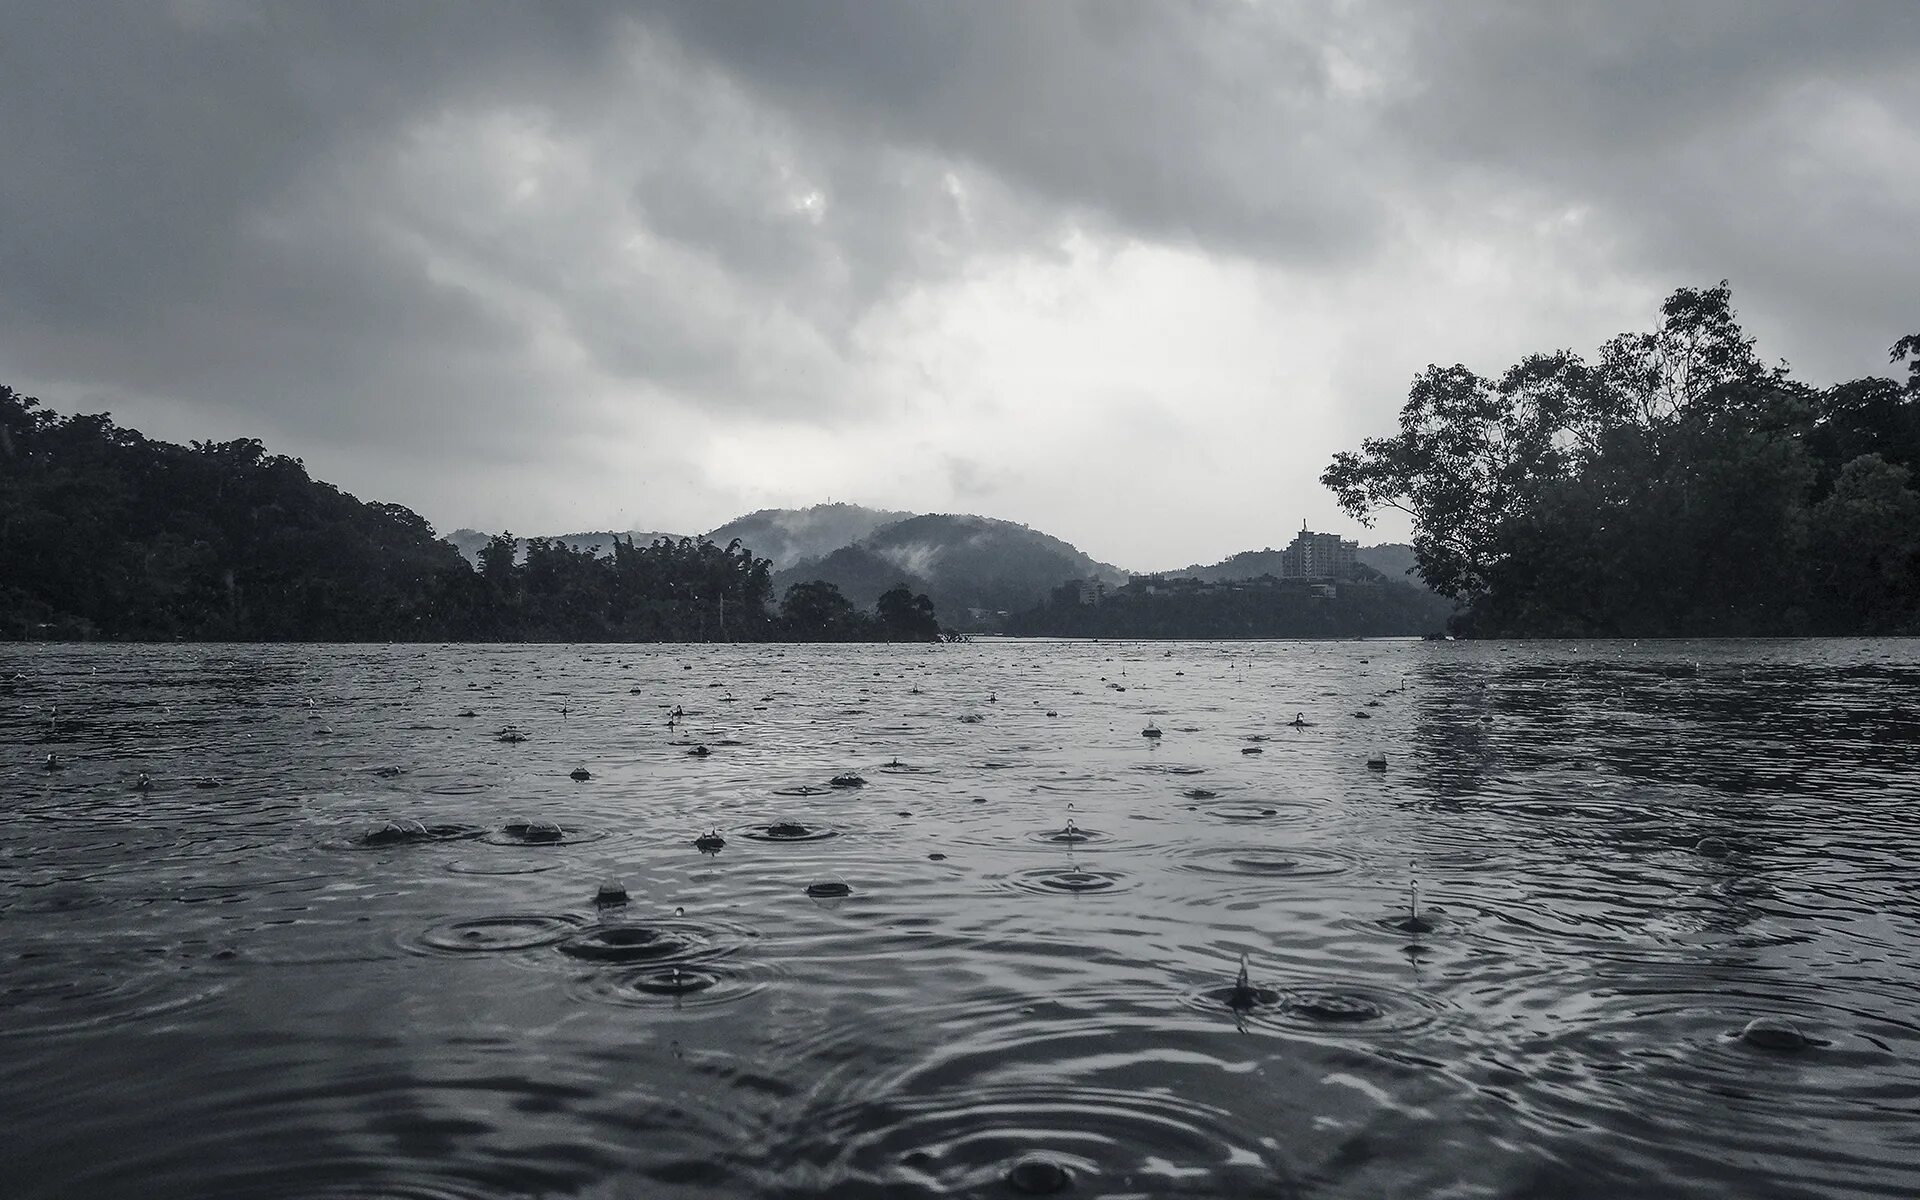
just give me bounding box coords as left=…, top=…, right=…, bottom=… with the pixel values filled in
left=4, top=639, right=1919, bottom=1198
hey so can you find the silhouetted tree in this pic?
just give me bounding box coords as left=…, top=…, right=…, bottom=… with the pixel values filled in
left=1323, top=288, right=1920, bottom=635
left=875, top=584, right=940, bottom=641
left=779, top=580, right=866, bottom=641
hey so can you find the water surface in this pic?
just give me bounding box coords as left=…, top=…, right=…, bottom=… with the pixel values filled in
left=5, top=639, right=1919, bottom=1198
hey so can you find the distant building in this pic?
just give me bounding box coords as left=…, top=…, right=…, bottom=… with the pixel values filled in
left=1062, top=578, right=1109, bottom=605
left=1279, top=523, right=1358, bottom=580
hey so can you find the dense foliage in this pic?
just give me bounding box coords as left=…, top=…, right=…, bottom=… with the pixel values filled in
left=1323, top=286, right=1920, bottom=636
left=1005, top=571, right=1456, bottom=638
left=0, top=386, right=942, bottom=642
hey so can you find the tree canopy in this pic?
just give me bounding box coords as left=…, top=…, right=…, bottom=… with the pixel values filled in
left=0, top=385, right=944, bottom=643
left=1323, top=285, right=1920, bottom=635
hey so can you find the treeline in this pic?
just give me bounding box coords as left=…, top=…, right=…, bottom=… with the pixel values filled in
left=1005, top=572, right=1456, bottom=638
left=0, top=385, right=941, bottom=642
left=451, top=533, right=941, bottom=642
left=1324, top=285, right=1920, bottom=636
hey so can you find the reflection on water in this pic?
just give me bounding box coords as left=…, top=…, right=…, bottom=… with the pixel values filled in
left=4, top=638, right=1920, bottom=1198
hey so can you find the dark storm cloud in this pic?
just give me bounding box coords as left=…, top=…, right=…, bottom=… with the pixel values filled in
left=0, top=1, right=629, bottom=457
left=0, top=4, right=609, bottom=323
left=1, top=1, right=1914, bottom=550
left=644, top=0, right=1385, bottom=262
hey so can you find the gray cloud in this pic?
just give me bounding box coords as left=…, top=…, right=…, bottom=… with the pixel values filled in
left=2, top=1, right=1914, bottom=563
left=644, top=1, right=1387, bottom=262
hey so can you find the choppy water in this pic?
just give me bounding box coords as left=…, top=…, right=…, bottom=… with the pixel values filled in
left=5, top=639, right=1920, bottom=1199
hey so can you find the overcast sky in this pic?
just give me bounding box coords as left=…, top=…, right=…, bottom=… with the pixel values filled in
left=4, top=2, right=1915, bottom=571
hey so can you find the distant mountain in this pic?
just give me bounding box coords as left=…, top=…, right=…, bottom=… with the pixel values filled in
left=446, top=527, right=685, bottom=566
left=774, top=512, right=1128, bottom=631
left=1170, top=547, right=1291, bottom=582
left=1354, top=543, right=1420, bottom=583
left=776, top=544, right=933, bottom=606
left=704, top=503, right=913, bottom=571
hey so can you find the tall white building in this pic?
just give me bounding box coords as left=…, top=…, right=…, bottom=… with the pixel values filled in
left=1279, top=523, right=1357, bottom=579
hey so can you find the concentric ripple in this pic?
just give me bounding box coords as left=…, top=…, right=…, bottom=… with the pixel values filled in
left=1264, top=981, right=1448, bottom=1035
left=567, top=958, right=780, bottom=1011
left=559, top=925, right=708, bottom=963
left=408, top=913, right=586, bottom=955
left=1173, top=845, right=1350, bottom=879
left=759, top=1080, right=1287, bottom=1197
left=1003, top=866, right=1133, bottom=895
left=553, top=915, right=757, bottom=969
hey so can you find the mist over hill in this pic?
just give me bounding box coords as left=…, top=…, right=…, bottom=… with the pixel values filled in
left=448, top=503, right=909, bottom=571
left=459, top=503, right=1429, bottom=634
left=446, top=527, right=687, bottom=566
left=1354, top=543, right=1419, bottom=583
left=459, top=504, right=1133, bottom=633
left=772, top=513, right=1129, bottom=632
left=704, top=503, right=911, bottom=570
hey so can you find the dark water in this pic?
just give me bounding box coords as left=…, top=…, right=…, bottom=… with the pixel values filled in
left=5, top=639, right=1920, bottom=1199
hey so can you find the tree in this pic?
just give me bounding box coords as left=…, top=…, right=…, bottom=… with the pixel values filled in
left=1893, top=334, right=1920, bottom=393
left=780, top=580, right=865, bottom=641
left=1322, top=284, right=1913, bottom=636
left=1323, top=283, right=1781, bottom=610
left=1809, top=454, right=1920, bottom=631
left=875, top=584, right=940, bottom=641
left=478, top=532, right=517, bottom=583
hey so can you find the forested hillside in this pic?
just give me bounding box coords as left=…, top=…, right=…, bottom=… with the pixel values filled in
left=0, top=387, right=941, bottom=643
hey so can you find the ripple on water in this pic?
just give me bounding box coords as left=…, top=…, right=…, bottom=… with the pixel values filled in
left=1187, top=979, right=1448, bottom=1036
left=1174, top=845, right=1350, bottom=879
left=417, top=779, right=496, bottom=797
left=14, top=640, right=1920, bottom=1200
left=14, top=1062, right=738, bottom=1200
left=1481, top=974, right=1920, bottom=1191
left=559, top=925, right=708, bottom=963
left=0, top=942, right=231, bottom=1037
left=554, top=915, right=757, bottom=969
left=408, top=913, right=587, bottom=956
left=1199, top=800, right=1317, bottom=823
left=1003, top=866, right=1134, bottom=895
left=763, top=1080, right=1285, bottom=1196
left=443, top=857, right=560, bottom=876
left=567, top=957, right=780, bottom=1011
